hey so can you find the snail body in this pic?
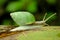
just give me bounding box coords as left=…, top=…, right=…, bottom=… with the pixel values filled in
left=10, top=12, right=56, bottom=31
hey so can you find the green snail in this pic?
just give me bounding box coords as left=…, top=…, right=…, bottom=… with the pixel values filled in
left=10, top=11, right=56, bottom=31
left=10, top=12, right=35, bottom=26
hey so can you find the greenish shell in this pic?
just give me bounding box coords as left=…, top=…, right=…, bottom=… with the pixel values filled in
left=10, top=12, right=35, bottom=26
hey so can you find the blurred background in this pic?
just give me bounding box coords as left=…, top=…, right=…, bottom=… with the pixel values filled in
left=0, top=0, right=60, bottom=26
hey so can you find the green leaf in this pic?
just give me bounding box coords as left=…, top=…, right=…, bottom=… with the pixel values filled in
left=26, top=1, right=37, bottom=13
left=0, top=0, right=7, bottom=6
left=6, top=1, right=23, bottom=12
left=1, top=19, right=12, bottom=25
left=10, top=12, right=35, bottom=26
left=1, top=19, right=17, bottom=25
left=46, top=0, right=56, bottom=5
left=17, top=30, right=60, bottom=40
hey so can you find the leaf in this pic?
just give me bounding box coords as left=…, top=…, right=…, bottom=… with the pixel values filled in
left=26, top=1, right=37, bottom=13
left=0, top=0, right=7, bottom=6
left=1, top=19, right=12, bottom=25
left=10, top=12, right=35, bottom=26
left=1, top=19, right=17, bottom=25
left=46, top=0, right=56, bottom=5
left=6, top=1, right=23, bottom=12
left=17, top=29, right=60, bottom=40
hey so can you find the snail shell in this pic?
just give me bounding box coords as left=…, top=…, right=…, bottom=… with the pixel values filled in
left=10, top=12, right=35, bottom=26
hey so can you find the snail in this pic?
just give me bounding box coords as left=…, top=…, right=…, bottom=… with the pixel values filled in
left=10, top=12, right=56, bottom=31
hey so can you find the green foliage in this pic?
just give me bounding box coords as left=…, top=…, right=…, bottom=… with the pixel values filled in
left=17, top=30, right=60, bottom=40
left=26, top=1, right=37, bottom=13
left=1, top=19, right=17, bottom=25
left=45, top=12, right=57, bottom=23
left=10, top=12, right=35, bottom=26
left=0, top=0, right=7, bottom=6
left=6, top=0, right=37, bottom=13
left=46, top=0, right=56, bottom=5
left=0, top=0, right=58, bottom=25
left=1, top=19, right=12, bottom=25
left=6, top=1, right=23, bottom=12
left=0, top=8, right=4, bottom=16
